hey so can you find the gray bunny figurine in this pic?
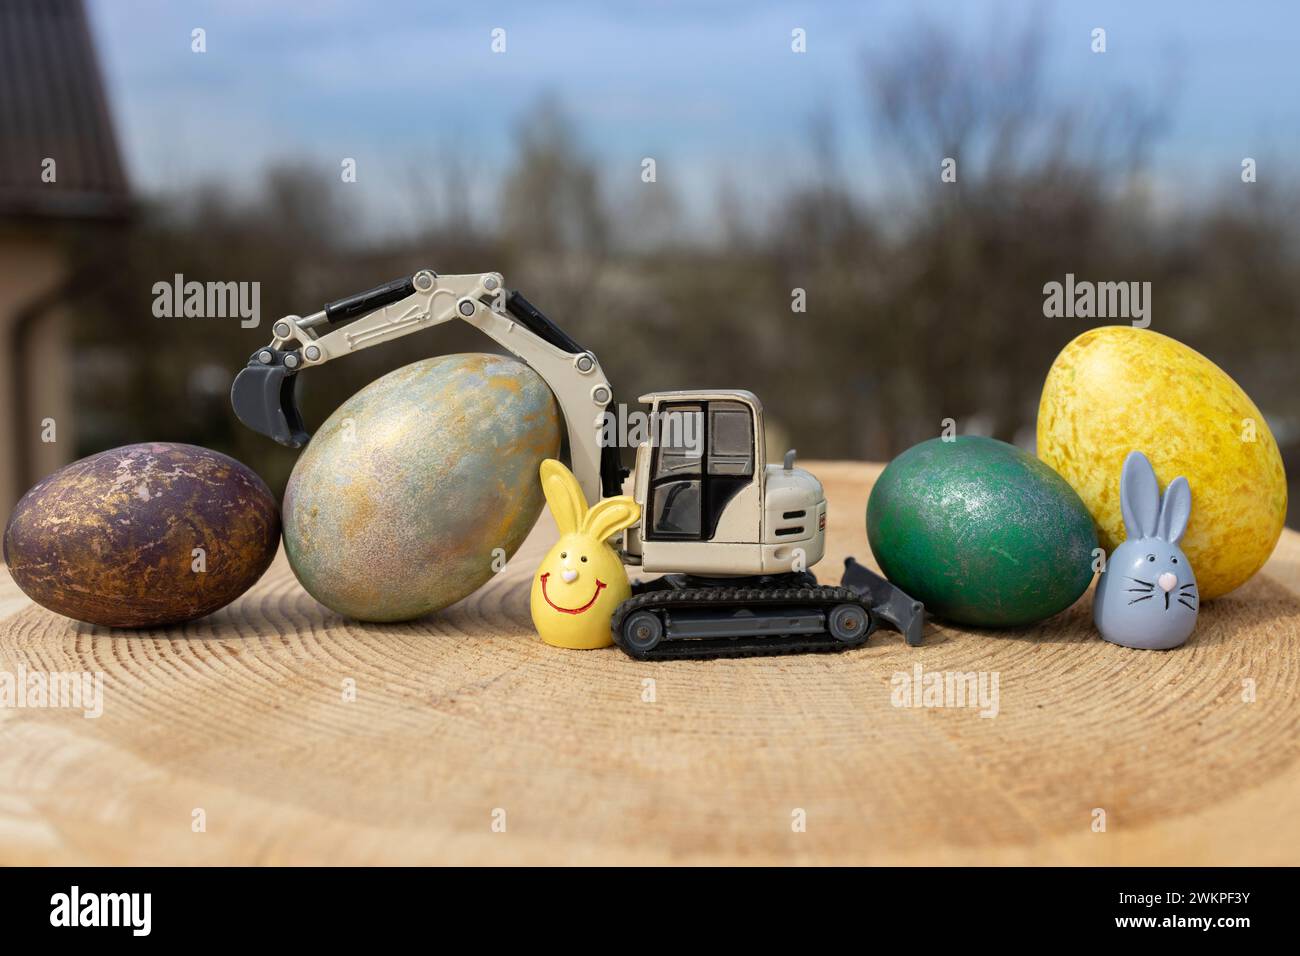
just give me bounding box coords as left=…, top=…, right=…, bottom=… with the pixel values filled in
left=1093, top=450, right=1199, bottom=650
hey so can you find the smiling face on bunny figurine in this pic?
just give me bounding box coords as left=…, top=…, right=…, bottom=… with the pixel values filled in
left=1094, top=450, right=1199, bottom=650
left=530, top=459, right=641, bottom=649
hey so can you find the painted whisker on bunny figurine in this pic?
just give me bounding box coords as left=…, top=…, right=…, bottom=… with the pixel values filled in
left=1094, top=450, right=1199, bottom=650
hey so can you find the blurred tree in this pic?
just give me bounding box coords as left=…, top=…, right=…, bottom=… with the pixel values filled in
left=55, top=18, right=1299, bottom=525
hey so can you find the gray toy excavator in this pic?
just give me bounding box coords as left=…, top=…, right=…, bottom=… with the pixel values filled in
left=231, top=269, right=925, bottom=658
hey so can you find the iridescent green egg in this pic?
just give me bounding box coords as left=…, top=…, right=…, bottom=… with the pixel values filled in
left=283, top=353, right=561, bottom=621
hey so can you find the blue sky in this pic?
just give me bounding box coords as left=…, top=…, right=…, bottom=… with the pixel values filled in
left=88, top=0, right=1300, bottom=231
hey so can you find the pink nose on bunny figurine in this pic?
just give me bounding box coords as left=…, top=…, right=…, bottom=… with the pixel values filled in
left=1093, top=450, right=1199, bottom=650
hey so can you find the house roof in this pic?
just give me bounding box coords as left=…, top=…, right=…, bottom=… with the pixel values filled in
left=0, top=0, right=130, bottom=219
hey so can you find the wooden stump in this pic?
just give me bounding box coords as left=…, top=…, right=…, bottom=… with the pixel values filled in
left=2, top=461, right=1298, bottom=865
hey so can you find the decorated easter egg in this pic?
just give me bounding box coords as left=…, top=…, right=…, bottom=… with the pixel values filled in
left=1037, top=327, right=1286, bottom=599
left=283, top=353, right=561, bottom=622
left=867, top=436, right=1098, bottom=627
left=3, top=443, right=279, bottom=627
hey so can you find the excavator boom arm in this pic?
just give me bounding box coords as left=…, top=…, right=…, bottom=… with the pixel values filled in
left=230, top=270, right=621, bottom=503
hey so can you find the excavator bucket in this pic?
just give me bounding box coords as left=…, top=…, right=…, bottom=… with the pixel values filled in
left=231, top=351, right=310, bottom=448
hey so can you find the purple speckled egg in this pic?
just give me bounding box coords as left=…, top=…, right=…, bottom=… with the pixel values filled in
left=283, top=353, right=561, bottom=622
left=3, top=443, right=280, bottom=627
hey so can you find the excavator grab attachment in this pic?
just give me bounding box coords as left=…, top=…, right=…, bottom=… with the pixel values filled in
left=231, top=347, right=309, bottom=447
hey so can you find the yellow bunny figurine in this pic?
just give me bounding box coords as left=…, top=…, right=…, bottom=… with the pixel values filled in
left=530, top=459, right=641, bottom=649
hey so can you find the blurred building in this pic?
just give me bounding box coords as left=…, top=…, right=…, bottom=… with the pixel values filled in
left=0, top=0, right=129, bottom=521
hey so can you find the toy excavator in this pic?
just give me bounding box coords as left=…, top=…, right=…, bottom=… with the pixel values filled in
left=231, top=269, right=924, bottom=659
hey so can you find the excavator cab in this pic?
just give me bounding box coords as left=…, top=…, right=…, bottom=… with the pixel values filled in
left=624, top=390, right=826, bottom=577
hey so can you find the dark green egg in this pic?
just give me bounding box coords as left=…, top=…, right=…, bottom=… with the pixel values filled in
left=867, top=436, right=1097, bottom=627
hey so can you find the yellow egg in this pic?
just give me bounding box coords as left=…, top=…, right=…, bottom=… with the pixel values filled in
left=1037, top=327, right=1286, bottom=599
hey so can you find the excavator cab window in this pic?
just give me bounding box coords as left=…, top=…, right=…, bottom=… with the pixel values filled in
left=651, top=481, right=703, bottom=537
left=655, top=406, right=704, bottom=480
left=708, top=404, right=755, bottom=476
left=648, top=400, right=755, bottom=541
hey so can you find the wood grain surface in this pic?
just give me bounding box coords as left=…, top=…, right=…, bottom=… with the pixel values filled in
left=1, top=461, right=1298, bottom=865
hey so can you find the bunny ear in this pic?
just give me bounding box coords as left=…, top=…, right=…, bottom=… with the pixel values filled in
left=582, top=495, right=641, bottom=543
left=1120, top=450, right=1160, bottom=540
left=1156, top=475, right=1192, bottom=545
left=540, top=459, right=587, bottom=534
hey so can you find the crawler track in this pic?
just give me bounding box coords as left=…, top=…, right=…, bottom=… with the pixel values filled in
left=611, top=582, right=875, bottom=660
